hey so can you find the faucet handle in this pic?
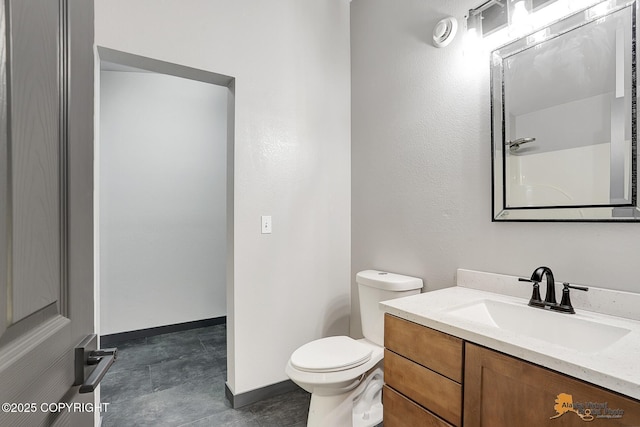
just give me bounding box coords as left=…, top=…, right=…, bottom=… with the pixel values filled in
left=556, top=282, right=588, bottom=314
left=519, top=277, right=544, bottom=307
left=564, top=283, right=588, bottom=292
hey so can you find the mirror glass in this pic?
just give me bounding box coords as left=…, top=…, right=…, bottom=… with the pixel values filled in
left=491, top=1, right=639, bottom=221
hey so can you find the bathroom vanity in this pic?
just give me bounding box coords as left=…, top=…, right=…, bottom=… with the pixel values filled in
left=381, top=270, right=640, bottom=426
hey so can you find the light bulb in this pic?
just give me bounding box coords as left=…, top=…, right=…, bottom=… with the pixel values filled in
left=510, top=1, right=533, bottom=38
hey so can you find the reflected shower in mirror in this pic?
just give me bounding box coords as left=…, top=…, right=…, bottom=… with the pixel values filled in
left=491, top=0, right=639, bottom=221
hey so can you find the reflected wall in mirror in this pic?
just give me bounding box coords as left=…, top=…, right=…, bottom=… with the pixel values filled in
left=491, top=0, right=639, bottom=221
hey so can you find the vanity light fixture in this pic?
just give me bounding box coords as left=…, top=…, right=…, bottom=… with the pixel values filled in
left=466, top=0, right=507, bottom=38
left=466, top=12, right=480, bottom=38
left=509, top=1, right=533, bottom=37
left=465, top=0, right=534, bottom=39
left=466, top=0, right=611, bottom=44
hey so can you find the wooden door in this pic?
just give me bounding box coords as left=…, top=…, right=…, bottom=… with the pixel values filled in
left=464, top=343, right=640, bottom=427
left=0, top=0, right=95, bottom=426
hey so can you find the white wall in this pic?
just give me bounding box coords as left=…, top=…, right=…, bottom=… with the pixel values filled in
left=95, top=0, right=351, bottom=395
left=351, top=0, right=640, bottom=337
left=99, top=71, right=228, bottom=335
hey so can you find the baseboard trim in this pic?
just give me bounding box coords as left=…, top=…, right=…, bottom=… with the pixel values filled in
left=100, top=316, right=226, bottom=346
left=225, top=379, right=300, bottom=409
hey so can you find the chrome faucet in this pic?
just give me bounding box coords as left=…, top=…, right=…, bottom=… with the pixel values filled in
left=519, top=266, right=588, bottom=314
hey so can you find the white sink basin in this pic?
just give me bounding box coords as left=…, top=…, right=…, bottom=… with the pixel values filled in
left=443, top=299, right=630, bottom=353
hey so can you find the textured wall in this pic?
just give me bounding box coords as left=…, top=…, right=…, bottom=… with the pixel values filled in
left=351, top=0, right=640, bottom=337
left=95, top=0, right=351, bottom=394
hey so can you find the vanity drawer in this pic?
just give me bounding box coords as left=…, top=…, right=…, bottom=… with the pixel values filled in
left=383, top=385, right=455, bottom=427
left=384, top=314, right=463, bottom=382
left=385, top=349, right=462, bottom=426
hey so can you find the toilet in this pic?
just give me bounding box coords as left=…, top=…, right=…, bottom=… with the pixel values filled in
left=286, top=270, right=423, bottom=427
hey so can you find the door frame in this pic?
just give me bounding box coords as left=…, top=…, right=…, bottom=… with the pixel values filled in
left=93, top=46, right=236, bottom=398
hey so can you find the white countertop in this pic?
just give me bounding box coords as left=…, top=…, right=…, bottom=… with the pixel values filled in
left=381, top=278, right=640, bottom=400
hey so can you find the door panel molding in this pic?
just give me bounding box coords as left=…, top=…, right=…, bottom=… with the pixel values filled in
left=1, top=0, right=70, bottom=326
left=0, top=315, right=70, bottom=398
left=0, top=0, right=8, bottom=339
left=0, top=302, right=58, bottom=346
left=57, top=0, right=69, bottom=318
left=9, top=0, right=63, bottom=323
left=0, top=320, right=75, bottom=426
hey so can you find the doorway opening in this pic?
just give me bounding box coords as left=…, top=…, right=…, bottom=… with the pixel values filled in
left=93, top=47, right=235, bottom=424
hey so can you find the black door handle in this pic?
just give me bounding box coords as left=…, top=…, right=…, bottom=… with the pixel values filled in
left=74, top=335, right=118, bottom=394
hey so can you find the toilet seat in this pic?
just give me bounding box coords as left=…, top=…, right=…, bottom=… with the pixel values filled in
left=290, top=336, right=372, bottom=373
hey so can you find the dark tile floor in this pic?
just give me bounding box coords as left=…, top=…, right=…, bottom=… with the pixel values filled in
left=100, top=324, right=310, bottom=426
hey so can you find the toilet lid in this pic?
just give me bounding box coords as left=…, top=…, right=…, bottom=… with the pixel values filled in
left=290, top=336, right=372, bottom=373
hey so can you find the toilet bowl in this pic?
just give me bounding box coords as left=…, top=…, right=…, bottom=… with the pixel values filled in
left=286, top=337, right=384, bottom=427
left=286, top=270, right=423, bottom=427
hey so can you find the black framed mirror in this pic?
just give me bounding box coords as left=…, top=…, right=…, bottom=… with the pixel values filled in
left=491, top=0, right=639, bottom=221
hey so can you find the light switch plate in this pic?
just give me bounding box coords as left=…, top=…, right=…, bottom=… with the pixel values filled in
left=261, top=215, right=272, bottom=234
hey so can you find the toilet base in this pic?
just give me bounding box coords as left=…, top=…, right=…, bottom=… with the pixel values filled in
left=306, top=366, right=383, bottom=427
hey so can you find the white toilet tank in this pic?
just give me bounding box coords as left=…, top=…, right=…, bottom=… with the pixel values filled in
left=356, top=270, right=423, bottom=346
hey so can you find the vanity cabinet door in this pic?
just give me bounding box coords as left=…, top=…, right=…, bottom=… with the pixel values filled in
left=385, top=314, right=463, bottom=382
left=383, top=385, right=455, bottom=427
left=464, top=343, right=640, bottom=427
left=385, top=349, right=462, bottom=426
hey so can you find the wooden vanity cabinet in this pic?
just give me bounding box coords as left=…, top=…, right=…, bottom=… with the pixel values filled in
left=465, top=343, right=640, bottom=427
left=383, top=314, right=640, bottom=427
left=383, top=314, right=463, bottom=426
